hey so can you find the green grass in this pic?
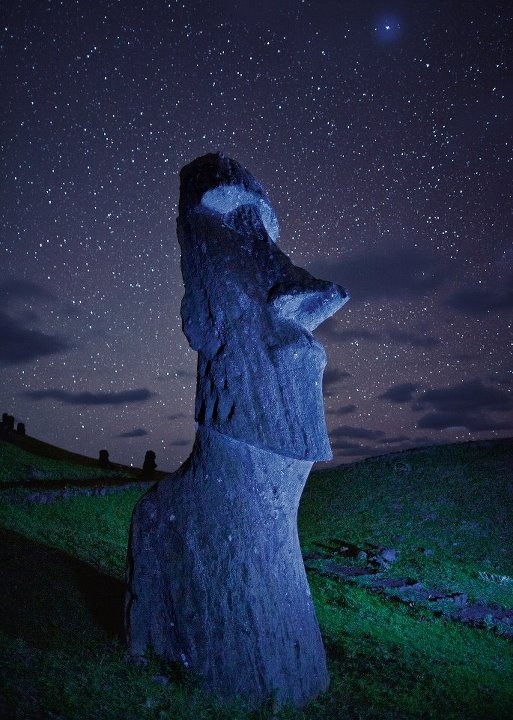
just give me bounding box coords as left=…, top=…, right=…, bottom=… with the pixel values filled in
left=0, top=439, right=132, bottom=484
left=1, top=438, right=512, bottom=719
left=300, top=439, right=513, bottom=608
left=0, top=489, right=143, bottom=576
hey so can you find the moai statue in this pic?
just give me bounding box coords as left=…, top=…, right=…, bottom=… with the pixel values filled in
left=0, top=413, right=8, bottom=438
left=98, top=449, right=111, bottom=469
left=125, top=154, right=349, bottom=708
left=16, top=422, right=26, bottom=435
left=141, top=450, right=157, bottom=478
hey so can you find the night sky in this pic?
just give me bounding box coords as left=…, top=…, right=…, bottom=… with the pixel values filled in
left=1, top=0, right=512, bottom=471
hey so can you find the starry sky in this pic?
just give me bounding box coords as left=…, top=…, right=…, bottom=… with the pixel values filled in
left=1, top=0, right=512, bottom=471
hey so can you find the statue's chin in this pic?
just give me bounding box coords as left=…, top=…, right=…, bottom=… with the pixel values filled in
left=205, top=423, right=332, bottom=463
left=196, top=423, right=331, bottom=465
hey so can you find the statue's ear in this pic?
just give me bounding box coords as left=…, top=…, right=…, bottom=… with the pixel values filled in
left=268, top=280, right=350, bottom=332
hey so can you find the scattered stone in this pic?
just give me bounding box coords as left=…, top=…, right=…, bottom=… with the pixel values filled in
left=307, top=537, right=513, bottom=640
left=303, top=551, right=326, bottom=561
left=9, top=480, right=154, bottom=504
left=448, top=592, right=468, bottom=607
left=151, top=674, right=169, bottom=686
left=379, top=547, right=398, bottom=563
left=336, top=541, right=361, bottom=557
left=369, top=577, right=419, bottom=590
left=312, top=560, right=376, bottom=578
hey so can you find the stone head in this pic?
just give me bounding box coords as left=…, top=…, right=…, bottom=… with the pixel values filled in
left=177, top=153, right=349, bottom=461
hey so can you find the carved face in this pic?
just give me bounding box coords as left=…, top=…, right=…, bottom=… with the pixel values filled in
left=178, top=155, right=349, bottom=461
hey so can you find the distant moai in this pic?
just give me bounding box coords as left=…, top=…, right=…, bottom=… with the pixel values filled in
left=1, top=413, right=15, bottom=439
left=2, top=413, right=15, bottom=432
left=16, top=422, right=26, bottom=435
left=98, top=449, right=111, bottom=469
left=141, top=450, right=157, bottom=478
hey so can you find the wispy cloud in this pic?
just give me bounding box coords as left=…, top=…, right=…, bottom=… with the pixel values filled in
left=387, top=329, right=440, bottom=348
left=379, top=383, right=420, bottom=403
left=414, top=378, right=513, bottom=432
left=0, top=311, right=73, bottom=365
left=26, top=388, right=154, bottom=405
left=309, top=243, right=448, bottom=302
left=0, top=278, right=57, bottom=301
left=446, top=274, right=513, bottom=316
left=116, top=427, right=148, bottom=438
left=331, top=425, right=386, bottom=440
left=323, top=367, right=352, bottom=391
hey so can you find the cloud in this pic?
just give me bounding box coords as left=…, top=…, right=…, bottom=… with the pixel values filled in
left=317, top=322, right=439, bottom=349
left=308, top=243, right=448, bottom=302
left=332, top=442, right=378, bottom=458
left=387, top=329, right=440, bottom=348
left=0, top=310, right=73, bottom=365
left=489, top=373, right=513, bottom=387
left=380, top=435, right=411, bottom=444
left=26, top=388, right=154, bottom=405
left=446, top=275, right=513, bottom=316
left=332, top=404, right=357, bottom=415
left=0, top=278, right=57, bottom=301
left=417, top=413, right=513, bottom=432
left=414, top=378, right=513, bottom=432
left=169, top=439, right=191, bottom=446
left=380, top=383, right=420, bottom=403
left=116, top=428, right=148, bottom=438
left=167, top=412, right=189, bottom=420
left=323, top=368, right=352, bottom=387
left=415, top=379, right=512, bottom=414
left=334, top=329, right=380, bottom=342
left=331, top=425, right=386, bottom=440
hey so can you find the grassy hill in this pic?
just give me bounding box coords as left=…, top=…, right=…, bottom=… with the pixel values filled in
left=4, top=431, right=120, bottom=467
left=0, top=435, right=166, bottom=484
left=0, top=437, right=512, bottom=719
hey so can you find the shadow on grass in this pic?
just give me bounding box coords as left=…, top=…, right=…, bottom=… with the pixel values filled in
left=0, top=527, right=125, bottom=651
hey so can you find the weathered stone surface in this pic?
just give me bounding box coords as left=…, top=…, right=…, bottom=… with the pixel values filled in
left=178, top=153, right=348, bottom=461
left=125, top=153, right=349, bottom=707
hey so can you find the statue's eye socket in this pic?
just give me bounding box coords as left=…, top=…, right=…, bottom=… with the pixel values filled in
left=200, top=186, right=279, bottom=242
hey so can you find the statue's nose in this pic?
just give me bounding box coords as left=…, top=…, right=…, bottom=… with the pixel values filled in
left=268, top=272, right=349, bottom=332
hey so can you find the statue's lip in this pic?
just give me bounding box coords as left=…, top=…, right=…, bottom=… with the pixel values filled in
left=270, top=330, right=327, bottom=361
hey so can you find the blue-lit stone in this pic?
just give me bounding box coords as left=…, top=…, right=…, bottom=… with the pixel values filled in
left=126, top=153, right=349, bottom=707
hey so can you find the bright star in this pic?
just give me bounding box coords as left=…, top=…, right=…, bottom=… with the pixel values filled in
left=374, top=16, right=402, bottom=42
